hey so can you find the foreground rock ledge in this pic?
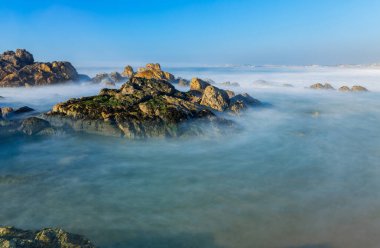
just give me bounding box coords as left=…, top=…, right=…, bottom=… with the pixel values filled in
left=0, top=226, right=96, bottom=248
left=44, top=77, right=259, bottom=138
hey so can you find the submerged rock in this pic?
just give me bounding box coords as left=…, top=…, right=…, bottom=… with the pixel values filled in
left=310, top=83, right=335, bottom=90
left=338, top=86, right=351, bottom=92
left=0, top=226, right=96, bottom=248
left=0, top=49, right=79, bottom=87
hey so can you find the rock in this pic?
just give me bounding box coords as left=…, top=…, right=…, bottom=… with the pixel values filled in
left=310, top=83, right=335, bottom=90
left=339, top=86, right=351, bottom=92
left=200, top=85, right=230, bottom=111
left=109, top=72, right=124, bottom=83
left=45, top=77, right=234, bottom=138
left=225, top=90, right=235, bottom=98
left=122, top=65, right=134, bottom=78
left=13, top=106, right=34, bottom=115
left=1, top=107, right=14, bottom=118
left=19, top=117, right=51, bottom=135
left=172, top=77, right=190, bottom=87
left=220, top=81, right=240, bottom=87
left=351, top=85, right=368, bottom=92
left=78, top=74, right=91, bottom=81
left=282, top=83, right=294, bottom=87
left=134, top=63, right=175, bottom=82
left=189, top=78, right=211, bottom=92
left=92, top=72, right=126, bottom=86
left=228, top=93, right=261, bottom=113
left=0, top=226, right=96, bottom=248
left=0, top=49, right=79, bottom=87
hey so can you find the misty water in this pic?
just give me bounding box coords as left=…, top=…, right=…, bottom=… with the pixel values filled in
left=1, top=66, right=380, bottom=248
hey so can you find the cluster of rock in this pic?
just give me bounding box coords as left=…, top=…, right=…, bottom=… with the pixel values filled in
left=1, top=106, right=34, bottom=119
left=310, top=83, right=368, bottom=92
left=91, top=72, right=127, bottom=86
left=0, top=226, right=95, bottom=248
left=0, top=49, right=81, bottom=87
left=44, top=75, right=259, bottom=138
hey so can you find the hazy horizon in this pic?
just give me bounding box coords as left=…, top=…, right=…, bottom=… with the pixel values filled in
left=1, top=0, right=380, bottom=66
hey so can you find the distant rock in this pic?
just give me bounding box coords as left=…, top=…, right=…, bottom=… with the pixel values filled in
left=282, top=83, right=294, bottom=87
left=189, top=78, right=211, bottom=92
left=122, top=65, right=134, bottom=78
left=220, top=81, right=240, bottom=87
left=228, top=93, right=261, bottom=114
left=225, top=90, right=235, bottom=98
left=78, top=74, right=91, bottom=81
left=0, top=49, right=80, bottom=87
left=134, top=63, right=175, bottom=82
left=310, top=83, right=335, bottom=90
left=338, top=86, right=351, bottom=92
left=200, top=85, right=230, bottom=111
left=1, top=106, right=34, bottom=119
left=92, top=72, right=126, bottom=86
left=0, top=226, right=96, bottom=248
left=351, top=85, right=368, bottom=92
left=172, top=77, right=190, bottom=87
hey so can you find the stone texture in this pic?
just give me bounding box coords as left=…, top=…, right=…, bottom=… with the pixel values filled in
left=189, top=78, right=211, bottom=92
left=134, top=63, right=175, bottom=82
left=200, top=85, right=230, bottom=111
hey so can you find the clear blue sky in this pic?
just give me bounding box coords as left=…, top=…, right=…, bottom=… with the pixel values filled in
left=1, top=0, right=380, bottom=66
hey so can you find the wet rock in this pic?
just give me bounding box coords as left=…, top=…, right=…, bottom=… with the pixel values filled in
left=122, top=65, right=134, bottom=78
left=19, top=117, right=51, bottom=135
left=92, top=72, right=126, bottom=86
left=339, top=86, right=351, bottom=92
left=310, top=83, right=335, bottom=90
left=0, top=106, right=34, bottom=119
left=228, top=93, right=261, bottom=113
left=45, top=77, right=234, bottom=138
left=189, top=78, right=211, bottom=92
left=351, top=85, right=368, bottom=92
left=200, top=85, right=230, bottom=111
left=134, top=63, right=175, bottom=82
left=0, top=49, right=79, bottom=87
left=0, top=226, right=96, bottom=248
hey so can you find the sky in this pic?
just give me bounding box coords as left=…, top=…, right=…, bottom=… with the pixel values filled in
left=1, top=0, right=380, bottom=66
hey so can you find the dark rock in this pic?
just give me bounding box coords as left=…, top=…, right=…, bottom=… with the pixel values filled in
left=78, top=74, right=91, bottom=81
left=13, top=106, right=34, bottom=115
left=0, top=226, right=96, bottom=248
left=19, top=117, right=51, bottom=135
left=310, top=83, right=335, bottom=90
left=228, top=93, right=261, bottom=113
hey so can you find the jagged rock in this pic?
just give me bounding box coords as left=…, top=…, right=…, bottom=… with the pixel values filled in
left=92, top=72, right=126, bottom=86
left=0, top=226, right=95, bottom=248
left=200, top=85, right=230, bottom=111
left=339, top=86, right=351, bottom=92
left=225, top=90, right=235, bottom=98
left=351, top=85, right=368, bottom=92
left=13, top=106, right=34, bottom=115
left=134, top=63, right=175, bottom=82
left=1, top=107, right=14, bottom=118
left=0, top=49, right=79, bottom=87
left=122, top=65, right=134, bottom=78
left=1, top=106, right=34, bottom=119
left=189, top=78, right=211, bottom=92
left=228, top=93, right=261, bottom=113
left=45, top=77, right=234, bottom=138
left=310, top=83, right=335, bottom=90
left=19, top=117, right=51, bottom=135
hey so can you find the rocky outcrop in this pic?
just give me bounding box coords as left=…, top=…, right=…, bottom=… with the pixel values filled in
left=44, top=76, right=260, bottom=138
left=172, top=77, right=190, bottom=87
left=122, top=65, right=134, bottom=78
left=0, top=117, right=59, bottom=137
left=189, top=78, right=211, bottom=92
left=0, top=226, right=95, bottom=248
left=338, top=85, right=369, bottom=92
left=310, top=83, right=335, bottom=90
left=0, top=49, right=80, bottom=87
left=200, top=86, right=230, bottom=111
left=1, top=106, right=34, bottom=119
left=92, top=72, right=127, bottom=86
left=134, top=63, right=175, bottom=82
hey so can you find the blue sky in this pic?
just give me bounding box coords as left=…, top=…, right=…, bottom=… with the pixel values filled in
left=1, top=0, right=380, bottom=66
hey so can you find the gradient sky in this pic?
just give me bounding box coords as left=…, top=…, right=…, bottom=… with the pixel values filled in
left=1, top=0, right=380, bottom=66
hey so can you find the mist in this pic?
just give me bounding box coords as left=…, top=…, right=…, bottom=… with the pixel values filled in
left=1, top=66, right=380, bottom=248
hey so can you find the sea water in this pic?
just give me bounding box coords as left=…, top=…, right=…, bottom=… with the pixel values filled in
left=1, top=66, right=380, bottom=248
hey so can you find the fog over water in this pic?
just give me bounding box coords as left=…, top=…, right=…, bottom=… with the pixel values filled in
left=1, top=66, right=380, bottom=248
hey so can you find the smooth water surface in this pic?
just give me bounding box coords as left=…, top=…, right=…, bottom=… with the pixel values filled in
left=1, top=67, right=380, bottom=248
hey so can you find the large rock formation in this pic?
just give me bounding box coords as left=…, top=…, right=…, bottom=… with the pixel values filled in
left=0, top=226, right=96, bottom=248
left=134, top=63, right=175, bottom=82
left=121, top=65, right=134, bottom=78
left=44, top=76, right=260, bottom=138
left=91, top=72, right=127, bottom=86
left=189, top=78, right=211, bottom=91
left=0, top=49, right=80, bottom=87
left=351, top=85, right=368, bottom=92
